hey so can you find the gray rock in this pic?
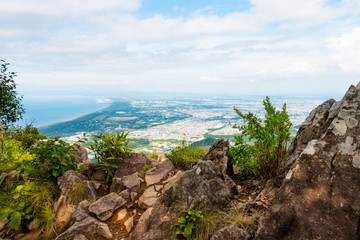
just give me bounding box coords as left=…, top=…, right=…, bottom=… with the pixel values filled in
left=70, top=207, right=90, bottom=225
left=121, top=173, right=142, bottom=192
left=145, top=160, right=174, bottom=186
left=110, top=177, right=124, bottom=193
left=88, top=192, right=126, bottom=221
left=211, top=223, right=250, bottom=240
left=55, top=216, right=112, bottom=240
left=161, top=170, right=184, bottom=194
left=57, top=170, right=87, bottom=195
left=119, top=189, right=131, bottom=200
left=70, top=144, right=90, bottom=165
left=114, top=152, right=156, bottom=178
left=203, top=139, right=237, bottom=195
left=255, top=83, right=360, bottom=240
left=138, top=185, right=161, bottom=209
left=73, top=235, right=88, bottom=240
left=130, top=160, right=233, bottom=240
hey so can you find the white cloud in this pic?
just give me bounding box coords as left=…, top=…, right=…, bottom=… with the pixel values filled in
left=2, top=0, right=360, bottom=96
left=327, top=28, right=360, bottom=73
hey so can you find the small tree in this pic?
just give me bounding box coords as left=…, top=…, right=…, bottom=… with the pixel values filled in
left=0, top=59, right=25, bottom=156
left=228, top=97, right=292, bottom=179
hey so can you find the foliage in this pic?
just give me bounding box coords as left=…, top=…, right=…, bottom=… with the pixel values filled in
left=176, top=210, right=203, bottom=240
left=18, top=136, right=77, bottom=180
left=5, top=124, right=46, bottom=149
left=68, top=181, right=86, bottom=204
left=0, top=180, right=57, bottom=231
left=229, top=96, right=292, bottom=179
left=0, top=59, right=25, bottom=128
left=140, top=164, right=152, bottom=175
left=149, top=150, right=158, bottom=160
left=0, top=138, right=35, bottom=171
left=166, top=143, right=207, bottom=170
left=89, top=130, right=132, bottom=163
left=96, top=161, right=118, bottom=183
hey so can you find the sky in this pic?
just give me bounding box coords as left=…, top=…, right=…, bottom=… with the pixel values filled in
left=1, top=0, right=360, bottom=99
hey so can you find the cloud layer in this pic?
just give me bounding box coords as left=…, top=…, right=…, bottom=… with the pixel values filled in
left=1, top=0, right=360, bottom=97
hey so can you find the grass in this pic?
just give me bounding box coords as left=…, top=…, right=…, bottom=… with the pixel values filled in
left=193, top=206, right=262, bottom=240
left=68, top=181, right=86, bottom=204
left=0, top=179, right=58, bottom=238
left=166, top=144, right=207, bottom=170
left=149, top=150, right=158, bottom=160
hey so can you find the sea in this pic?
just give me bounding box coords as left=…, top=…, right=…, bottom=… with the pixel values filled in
left=21, top=97, right=109, bottom=128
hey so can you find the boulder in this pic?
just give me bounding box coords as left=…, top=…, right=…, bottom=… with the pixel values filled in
left=57, top=171, right=86, bottom=195
left=55, top=171, right=99, bottom=229
left=203, top=139, right=237, bottom=195
left=255, top=83, right=360, bottom=240
left=114, top=152, right=156, bottom=178
left=121, top=173, right=142, bottom=192
left=55, top=216, right=112, bottom=240
left=138, top=185, right=162, bottom=209
left=53, top=195, right=76, bottom=231
left=211, top=223, right=250, bottom=240
left=161, top=170, right=184, bottom=194
left=130, top=160, right=233, bottom=240
left=73, top=235, right=88, bottom=240
left=88, top=192, right=126, bottom=221
left=145, top=160, right=174, bottom=186
left=70, top=144, right=90, bottom=165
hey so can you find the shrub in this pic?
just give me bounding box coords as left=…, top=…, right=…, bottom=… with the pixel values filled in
left=5, top=124, right=46, bottom=149
left=229, top=96, right=292, bottom=179
left=149, top=150, right=158, bottom=160
left=166, top=143, right=207, bottom=170
left=18, top=136, right=77, bottom=180
left=176, top=210, right=203, bottom=240
left=89, top=130, right=132, bottom=163
left=0, top=138, right=35, bottom=171
left=0, top=180, right=57, bottom=233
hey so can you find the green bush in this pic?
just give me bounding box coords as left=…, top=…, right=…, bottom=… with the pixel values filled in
left=176, top=210, right=203, bottom=240
left=0, top=138, right=35, bottom=171
left=229, top=96, right=292, bottom=179
left=18, top=136, right=77, bottom=180
left=89, top=130, right=132, bottom=183
left=0, top=180, right=57, bottom=232
left=5, top=124, right=46, bottom=149
left=89, top=130, right=132, bottom=163
left=166, top=144, right=207, bottom=170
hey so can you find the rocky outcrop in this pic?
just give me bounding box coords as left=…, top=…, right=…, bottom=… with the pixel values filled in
left=211, top=223, right=250, bottom=240
left=145, top=160, right=174, bottom=186
left=114, top=152, right=156, bottom=178
left=70, top=144, right=90, bottom=165
left=88, top=192, right=126, bottom=221
left=56, top=207, right=112, bottom=240
left=255, top=83, right=360, bottom=240
left=203, top=139, right=237, bottom=195
left=130, top=160, right=234, bottom=240
left=55, top=171, right=100, bottom=230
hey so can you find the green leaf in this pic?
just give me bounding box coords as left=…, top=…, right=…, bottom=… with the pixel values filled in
left=9, top=211, right=21, bottom=229
left=184, top=226, right=192, bottom=237
left=0, top=207, right=13, bottom=220
left=177, top=217, right=186, bottom=224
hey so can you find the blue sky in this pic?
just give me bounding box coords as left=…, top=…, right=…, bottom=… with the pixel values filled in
left=1, top=0, right=360, bottom=99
